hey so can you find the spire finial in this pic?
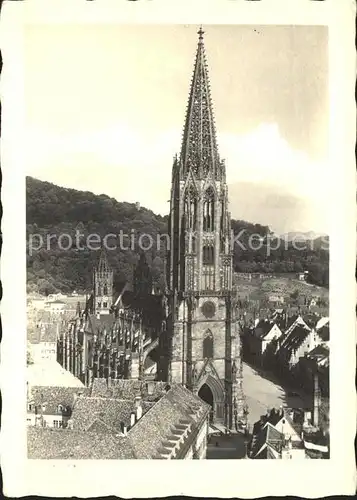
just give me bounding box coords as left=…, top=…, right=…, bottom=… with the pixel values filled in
left=198, top=25, right=204, bottom=41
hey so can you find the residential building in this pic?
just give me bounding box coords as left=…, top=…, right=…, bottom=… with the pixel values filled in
left=45, top=300, right=66, bottom=314
left=27, top=386, right=90, bottom=428
left=249, top=406, right=329, bottom=459
left=243, top=319, right=283, bottom=366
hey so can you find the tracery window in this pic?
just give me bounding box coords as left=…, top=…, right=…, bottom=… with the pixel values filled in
left=203, top=187, right=215, bottom=231
left=185, top=188, right=197, bottom=231
left=220, top=200, right=225, bottom=233
left=202, top=245, right=214, bottom=265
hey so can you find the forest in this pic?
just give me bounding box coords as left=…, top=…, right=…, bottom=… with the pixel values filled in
left=26, top=177, right=329, bottom=295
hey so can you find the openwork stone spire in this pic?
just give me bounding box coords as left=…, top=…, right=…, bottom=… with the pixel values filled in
left=180, top=27, right=220, bottom=179
left=97, top=245, right=111, bottom=274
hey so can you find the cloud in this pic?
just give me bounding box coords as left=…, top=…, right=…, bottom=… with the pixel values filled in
left=219, top=123, right=328, bottom=199
left=26, top=122, right=329, bottom=231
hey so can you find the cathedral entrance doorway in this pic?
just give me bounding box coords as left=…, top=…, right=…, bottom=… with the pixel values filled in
left=198, top=383, right=214, bottom=423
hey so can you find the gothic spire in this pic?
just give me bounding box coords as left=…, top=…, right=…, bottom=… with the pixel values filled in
left=180, top=27, right=220, bottom=178
left=97, top=245, right=111, bottom=274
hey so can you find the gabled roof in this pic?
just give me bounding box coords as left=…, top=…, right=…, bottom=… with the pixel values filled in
left=279, top=317, right=311, bottom=354
left=126, top=384, right=210, bottom=459
left=307, top=344, right=329, bottom=363
left=28, top=386, right=90, bottom=415
left=316, top=319, right=329, bottom=342
left=86, top=313, right=116, bottom=335
left=27, top=385, right=209, bottom=460
left=27, top=361, right=85, bottom=389
left=254, top=320, right=280, bottom=339
left=251, top=422, right=283, bottom=459
left=70, top=396, right=140, bottom=431
left=302, top=313, right=320, bottom=328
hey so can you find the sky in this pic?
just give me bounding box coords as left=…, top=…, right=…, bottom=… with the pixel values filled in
left=24, top=24, right=329, bottom=234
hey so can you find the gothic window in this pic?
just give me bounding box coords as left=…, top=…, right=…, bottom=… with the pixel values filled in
left=191, top=233, right=197, bottom=253
left=185, top=189, right=197, bottom=230
left=203, top=245, right=214, bottom=265
left=203, top=187, right=215, bottom=231
left=203, top=331, right=214, bottom=358
left=202, top=266, right=215, bottom=290
left=103, top=285, right=108, bottom=296
left=103, top=302, right=108, bottom=308
left=220, top=200, right=224, bottom=233
left=97, top=301, right=101, bottom=309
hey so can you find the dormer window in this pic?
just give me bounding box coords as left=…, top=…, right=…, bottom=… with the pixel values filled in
left=57, top=404, right=63, bottom=413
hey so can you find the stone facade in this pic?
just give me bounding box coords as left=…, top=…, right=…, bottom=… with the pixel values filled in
left=56, top=29, right=245, bottom=430
left=166, top=28, right=244, bottom=428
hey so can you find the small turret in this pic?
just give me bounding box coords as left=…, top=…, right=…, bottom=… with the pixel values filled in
left=93, top=246, right=113, bottom=315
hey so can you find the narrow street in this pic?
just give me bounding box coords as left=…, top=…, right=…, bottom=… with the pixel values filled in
left=207, top=433, right=247, bottom=459
left=243, top=362, right=311, bottom=425
left=207, top=363, right=312, bottom=459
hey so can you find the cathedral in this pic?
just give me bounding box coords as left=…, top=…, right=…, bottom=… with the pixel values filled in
left=57, top=28, right=244, bottom=429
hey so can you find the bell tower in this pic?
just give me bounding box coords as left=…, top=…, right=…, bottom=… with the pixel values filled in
left=167, top=27, right=244, bottom=428
left=93, top=247, right=113, bottom=315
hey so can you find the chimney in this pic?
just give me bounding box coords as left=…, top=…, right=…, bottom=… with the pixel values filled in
left=130, top=411, right=136, bottom=427
left=313, top=372, right=321, bottom=427
left=120, top=421, right=127, bottom=436
left=135, top=395, right=143, bottom=420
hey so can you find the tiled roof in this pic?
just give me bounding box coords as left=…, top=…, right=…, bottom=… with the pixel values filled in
left=70, top=396, right=138, bottom=431
left=28, top=386, right=90, bottom=415
left=27, top=362, right=85, bottom=388
left=254, top=320, right=278, bottom=339
left=126, top=384, right=210, bottom=459
left=27, top=384, right=209, bottom=460
left=250, top=422, right=283, bottom=458
left=284, top=314, right=300, bottom=331
left=279, top=320, right=311, bottom=354
left=87, top=314, right=116, bottom=334
left=307, top=344, right=329, bottom=363
left=27, top=427, right=134, bottom=459
left=302, top=313, right=320, bottom=328
left=316, top=322, right=330, bottom=342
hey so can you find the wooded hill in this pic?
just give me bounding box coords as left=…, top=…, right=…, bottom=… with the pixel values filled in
left=26, top=177, right=329, bottom=295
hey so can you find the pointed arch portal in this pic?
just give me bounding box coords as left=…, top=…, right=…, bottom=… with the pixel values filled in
left=198, top=383, right=214, bottom=422
left=197, top=374, right=225, bottom=423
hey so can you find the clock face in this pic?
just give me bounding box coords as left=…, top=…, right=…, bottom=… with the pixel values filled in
left=201, top=301, right=216, bottom=319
